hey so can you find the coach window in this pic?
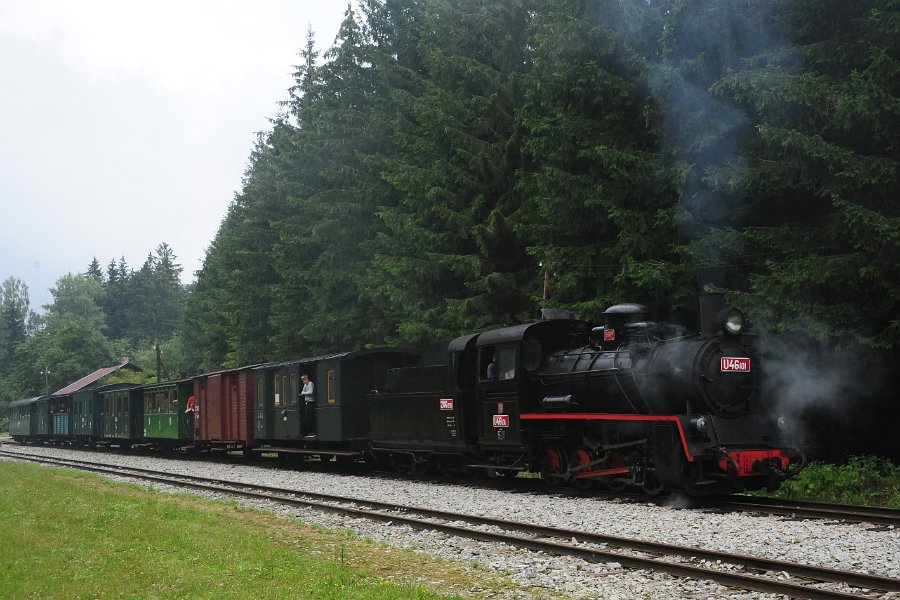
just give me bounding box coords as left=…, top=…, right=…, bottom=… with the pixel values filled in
left=289, top=373, right=298, bottom=405
left=327, top=370, right=336, bottom=404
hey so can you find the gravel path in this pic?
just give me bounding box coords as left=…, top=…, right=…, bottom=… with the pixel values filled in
left=3, top=444, right=898, bottom=599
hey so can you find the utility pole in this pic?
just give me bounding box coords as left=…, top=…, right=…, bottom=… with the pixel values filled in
left=156, top=341, right=162, bottom=382
left=543, top=267, right=551, bottom=301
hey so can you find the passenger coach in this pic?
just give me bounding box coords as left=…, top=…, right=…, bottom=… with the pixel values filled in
left=253, top=349, right=419, bottom=461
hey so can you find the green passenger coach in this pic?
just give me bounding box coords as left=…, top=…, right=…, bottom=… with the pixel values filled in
left=9, top=396, right=47, bottom=441
left=98, top=384, right=143, bottom=445
left=73, top=388, right=102, bottom=443
left=142, top=379, right=194, bottom=447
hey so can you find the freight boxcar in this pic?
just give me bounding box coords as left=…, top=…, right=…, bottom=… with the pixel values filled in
left=193, top=365, right=259, bottom=453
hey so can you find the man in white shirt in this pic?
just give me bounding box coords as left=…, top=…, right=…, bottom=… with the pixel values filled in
left=301, top=373, right=315, bottom=438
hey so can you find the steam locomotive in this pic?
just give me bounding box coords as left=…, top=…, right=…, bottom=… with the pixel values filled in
left=369, top=293, right=804, bottom=494
left=9, top=293, right=804, bottom=495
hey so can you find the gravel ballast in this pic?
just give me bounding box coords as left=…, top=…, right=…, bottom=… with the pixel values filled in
left=3, top=444, right=898, bottom=599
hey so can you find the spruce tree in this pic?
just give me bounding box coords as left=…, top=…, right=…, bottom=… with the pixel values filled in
left=668, top=0, right=899, bottom=348
left=366, top=0, right=535, bottom=345
left=515, top=0, right=688, bottom=319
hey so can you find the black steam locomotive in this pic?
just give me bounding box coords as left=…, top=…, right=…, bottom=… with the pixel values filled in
left=369, top=293, right=804, bottom=494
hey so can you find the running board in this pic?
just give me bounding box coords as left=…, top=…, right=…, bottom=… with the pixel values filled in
left=252, top=447, right=362, bottom=457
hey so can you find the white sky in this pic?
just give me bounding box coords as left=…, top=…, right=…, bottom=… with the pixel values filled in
left=0, top=1, right=349, bottom=311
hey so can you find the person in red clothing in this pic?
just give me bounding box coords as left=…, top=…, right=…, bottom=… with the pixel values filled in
left=185, top=395, right=196, bottom=414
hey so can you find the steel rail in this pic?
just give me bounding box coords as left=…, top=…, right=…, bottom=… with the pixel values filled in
left=711, top=495, right=900, bottom=527
left=3, top=450, right=897, bottom=599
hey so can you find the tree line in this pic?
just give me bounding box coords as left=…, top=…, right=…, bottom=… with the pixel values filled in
left=1, top=1, right=896, bottom=428
left=185, top=0, right=897, bottom=371
left=0, top=243, right=187, bottom=415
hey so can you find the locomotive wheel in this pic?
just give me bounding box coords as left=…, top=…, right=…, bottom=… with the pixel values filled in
left=603, top=478, right=627, bottom=492
left=641, top=471, right=664, bottom=496
left=569, top=446, right=595, bottom=490
left=540, top=445, right=567, bottom=487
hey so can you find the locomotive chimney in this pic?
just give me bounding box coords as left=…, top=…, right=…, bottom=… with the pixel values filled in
left=698, top=293, right=725, bottom=338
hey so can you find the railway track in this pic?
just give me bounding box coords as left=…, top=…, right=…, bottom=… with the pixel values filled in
left=3, top=448, right=898, bottom=599
left=4, top=439, right=899, bottom=528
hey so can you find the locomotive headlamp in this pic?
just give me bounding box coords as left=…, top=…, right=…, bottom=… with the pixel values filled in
left=722, top=309, right=745, bottom=335
left=694, top=417, right=708, bottom=434
left=776, top=415, right=788, bottom=431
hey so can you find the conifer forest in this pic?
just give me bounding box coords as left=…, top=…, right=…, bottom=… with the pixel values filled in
left=1, top=0, right=898, bottom=453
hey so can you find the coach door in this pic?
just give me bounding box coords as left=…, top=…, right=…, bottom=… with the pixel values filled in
left=254, top=370, right=271, bottom=440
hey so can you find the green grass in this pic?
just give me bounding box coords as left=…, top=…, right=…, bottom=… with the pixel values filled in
left=771, top=455, right=900, bottom=507
left=0, top=461, right=548, bottom=599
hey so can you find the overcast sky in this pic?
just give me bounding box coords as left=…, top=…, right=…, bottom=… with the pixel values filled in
left=0, top=1, right=349, bottom=311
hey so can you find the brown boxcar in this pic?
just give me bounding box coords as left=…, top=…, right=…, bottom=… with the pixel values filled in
left=193, top=365, right=260, bottom=451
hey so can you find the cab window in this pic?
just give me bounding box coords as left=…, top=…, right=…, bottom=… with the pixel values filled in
left=478, top=346, right=517, bottom=381
left=496, top=347, right=517, bottom=381
left=478, top=347, right=495, bottom=381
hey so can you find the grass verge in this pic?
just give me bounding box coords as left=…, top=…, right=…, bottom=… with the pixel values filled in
left=771, top=455, right=900, bottom=507
left=0, top=460, right=541, bottom=599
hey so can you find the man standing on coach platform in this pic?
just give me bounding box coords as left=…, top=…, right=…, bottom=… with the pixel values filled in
left=301, top=373, right=315, bottom=438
